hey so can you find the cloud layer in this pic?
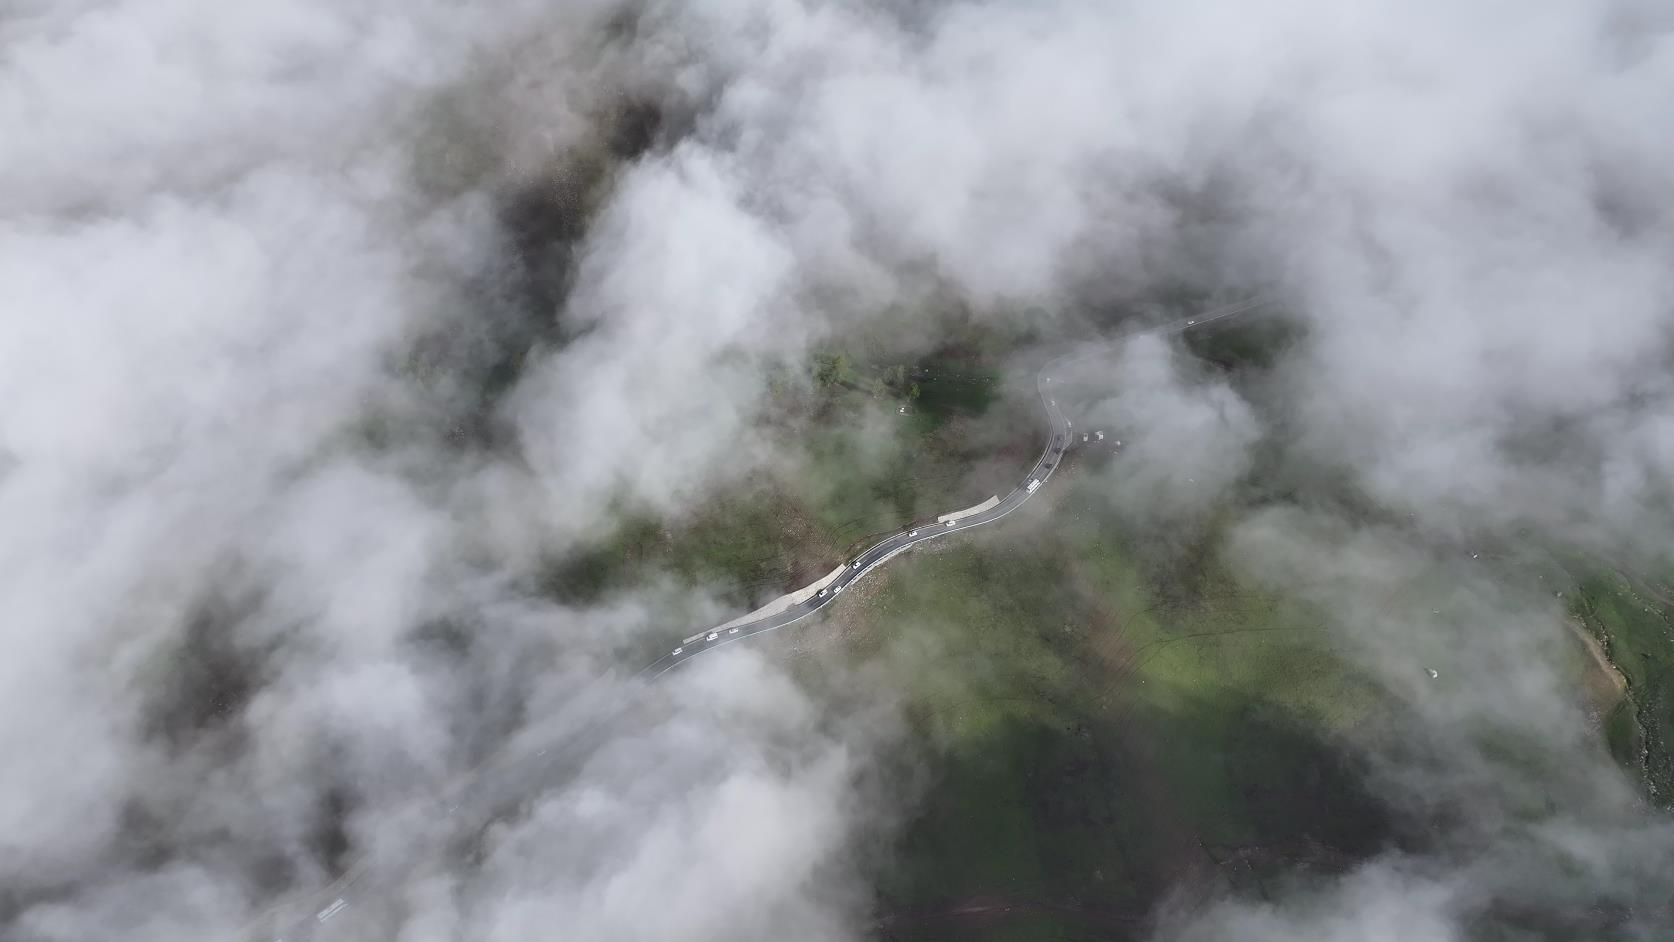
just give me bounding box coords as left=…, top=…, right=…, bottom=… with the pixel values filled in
left=5, top=0, right=1674, bottom=939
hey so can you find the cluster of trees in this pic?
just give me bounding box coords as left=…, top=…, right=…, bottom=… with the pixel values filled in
left=813, top=352, right=919, bottom=400
left=813, top=352, right=851, bottom=387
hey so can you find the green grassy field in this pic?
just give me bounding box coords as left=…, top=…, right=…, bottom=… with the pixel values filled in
left=1572, top=572, right=1674, bottom=804
left=832, top=483, right=1393, bottom=939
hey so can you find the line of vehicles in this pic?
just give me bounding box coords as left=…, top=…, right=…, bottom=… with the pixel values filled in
left=317, top=897, right=346, bottom=923
left=661, top=411, right=1128, bottom=661
left=666, top=421, right=1091, bottom=659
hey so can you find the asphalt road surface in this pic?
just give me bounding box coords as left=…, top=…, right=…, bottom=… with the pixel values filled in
left=243, top=299, right=1269, bottom=941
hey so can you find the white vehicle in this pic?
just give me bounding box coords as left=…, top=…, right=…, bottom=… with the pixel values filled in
left=833, top=585, right=844, bottom=594
left=1083, top=434, right=1089, bottom=442
left=318, top=899, right=347, bottom=923
left=818, top=588, right=827, bottom=598
left=1095, top=431, right=1104, bottom=441
left=1026, top=479, right=1041, bottom=494
left=1426, top=668, right=1440, bottom=679
left=945, top=520, right=956, bottom=528
left=852, top=560, right=862, bottom=569
left=1187, top=319, right=1196, bottom=325
left=672, top=646, right=683, bottom=655
left=706, top=632, right=718, bottom=642
left=728, top=628, right=739, bottom=634
left=909, top=530, right=918, bottom=536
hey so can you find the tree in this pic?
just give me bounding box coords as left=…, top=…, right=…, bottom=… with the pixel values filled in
left=815, top=352, right=850, bottom=387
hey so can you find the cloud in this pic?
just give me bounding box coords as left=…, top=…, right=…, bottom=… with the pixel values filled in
left=1081, top=333, right=1262, bottom=522
left=0, top=2, right=889, bottom=938
left=1159, top=861, right=1461, bottom=942
left=510, top=144, right=807, bottom=534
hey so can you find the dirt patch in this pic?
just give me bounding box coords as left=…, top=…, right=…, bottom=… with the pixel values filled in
left=1568, top=617, right=1629, bottom=727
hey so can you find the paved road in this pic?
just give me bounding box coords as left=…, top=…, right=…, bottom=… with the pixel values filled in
left=243, top=299, right=1268, bottom=940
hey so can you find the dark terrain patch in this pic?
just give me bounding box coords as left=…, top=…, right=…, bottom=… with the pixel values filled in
left=141, top=583, right=269, bottom=751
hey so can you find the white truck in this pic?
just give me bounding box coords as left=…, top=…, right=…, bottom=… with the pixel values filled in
left=1026, top=479, right=1041, bottom=494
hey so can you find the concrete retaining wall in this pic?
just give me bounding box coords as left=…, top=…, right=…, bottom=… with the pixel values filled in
left=685, top=563, right=849, bottom=642
left=937, top=494, right=999, bottom=524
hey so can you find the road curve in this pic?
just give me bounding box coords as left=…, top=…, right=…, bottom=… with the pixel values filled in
left=242, top=299, right=1269, bottom=941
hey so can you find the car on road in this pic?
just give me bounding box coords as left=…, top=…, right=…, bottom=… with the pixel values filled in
left=706, top=632, right=718, bottom=642
left=728, top=628, right=739, bottom=634
left=671, top=646, right=682, bottom=655
left=1026, top=478, right=1041, bottom=493
left=818, top=588, right=827, bottom=598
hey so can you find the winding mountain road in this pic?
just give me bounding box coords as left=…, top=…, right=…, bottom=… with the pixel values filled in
left=645, top=297, right=1267, bottom=675
left=244, top=299, right=1268, bottom=940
